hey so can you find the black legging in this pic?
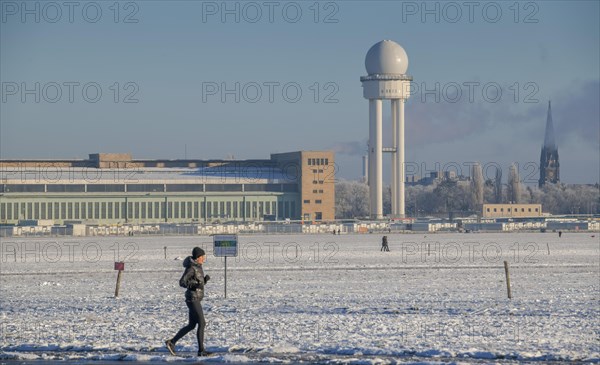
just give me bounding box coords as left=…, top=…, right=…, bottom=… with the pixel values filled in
left=171, top=300, right=205, bottom=351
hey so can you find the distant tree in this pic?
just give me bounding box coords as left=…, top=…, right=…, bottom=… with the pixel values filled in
left=470, top=163, right=484, bottom=207
left=540, top=183, right=566, bottom=214
left=335, top=180, right=369, bottom=219
left=405, top=185, right=437, bottom=216
left=406, top=185, right=428, bottom=217
left=494, top=168, right=503, bottom=203
left=435, top=180, right=457, bottom=212
left=336, top=179, right=599, bottom=218
left=484, top=179, right=495, bottom=204
left=525, top=185, right=542, bottom=204
left=521, top=183, right=599, bottom=215
left=383, top=185, right=391, bottom=216
left=420, top=187, right=444, bottom=214
left=508, top=164, right=521, bottom=203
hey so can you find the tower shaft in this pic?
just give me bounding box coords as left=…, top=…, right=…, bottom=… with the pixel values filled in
left=368, top=99, right=383, bottom=218
left=391, top=100, right=397, bottom=215
left=395, top=99, right=405, bottom=217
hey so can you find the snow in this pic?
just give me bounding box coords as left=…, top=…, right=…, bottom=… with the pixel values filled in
left=0, top=232, right=598, bottom=363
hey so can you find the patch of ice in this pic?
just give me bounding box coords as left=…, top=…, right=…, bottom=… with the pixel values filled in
left=92, top=353, right=125, bottom=361
left=259, top=356, right=291, bottom=363
left=462, top=350, right=497, bottom=359
left=121, top=354, right=164, bottom=361
left=332, top=357, right=392, bottom=365
left=40, top=281, right=62, bottom=286
left=204, top=354, right=251, bottom=362
left=262, top=345, right=300, bottom=354
left=0, top=351, right=40, bottom=360
left=415, top=349, right=453, bottom=358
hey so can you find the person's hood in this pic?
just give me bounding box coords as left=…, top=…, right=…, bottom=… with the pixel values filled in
left=183, top=256, right=198, bottom=268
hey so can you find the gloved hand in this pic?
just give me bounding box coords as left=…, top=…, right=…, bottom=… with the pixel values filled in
left=204, top=275, right=210, bottom=284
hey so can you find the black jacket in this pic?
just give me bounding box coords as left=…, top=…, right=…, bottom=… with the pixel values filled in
left=181, top=256, right=206, bottom=302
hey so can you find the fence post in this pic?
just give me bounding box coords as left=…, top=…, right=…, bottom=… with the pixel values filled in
left=504, top=260, right=512, bottom=299
left=115, top=270, right=123, bottom=297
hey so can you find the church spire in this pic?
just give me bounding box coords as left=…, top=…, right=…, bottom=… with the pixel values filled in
left=539, top=100, right=560, bottom=187
left=543, top=100, right=556, bottom=150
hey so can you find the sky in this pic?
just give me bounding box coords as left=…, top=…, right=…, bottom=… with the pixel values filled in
left=1, top=0, right=599, bottom=184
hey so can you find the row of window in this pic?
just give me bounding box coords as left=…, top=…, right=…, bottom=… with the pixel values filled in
left=487, top=207, right=539, bottom=213
left=0, top=200, right=298, bottom=222
left=307, top=158, right=329, bottom=166
left=0, top=183, right=299, bottom=194
left=303, top=200, right=323, bottom=204
left=303, top=212, right=323, bottom=220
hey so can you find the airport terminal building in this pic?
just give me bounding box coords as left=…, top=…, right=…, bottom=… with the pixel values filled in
left=0, top=151, right=335, bottom=225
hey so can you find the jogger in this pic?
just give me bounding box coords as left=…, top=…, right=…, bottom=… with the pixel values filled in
left=166, top=247, right=211, bottom=357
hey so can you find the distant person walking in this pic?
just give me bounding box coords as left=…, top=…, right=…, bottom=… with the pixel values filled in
left=166, top=247, right=211, bottom=357
left=558, top=231, right=562, bottom=238
left=381, top=236, right=390, bottom=252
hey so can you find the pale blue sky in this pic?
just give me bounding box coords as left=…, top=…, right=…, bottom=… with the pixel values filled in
left=1, top=0, right=599, bottom=183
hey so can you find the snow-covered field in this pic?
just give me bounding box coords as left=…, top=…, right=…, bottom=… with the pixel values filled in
left=1, top=232, right=598, bottom=364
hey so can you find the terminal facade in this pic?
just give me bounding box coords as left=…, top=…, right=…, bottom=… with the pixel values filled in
left=0, top=151, right=335, bottom=225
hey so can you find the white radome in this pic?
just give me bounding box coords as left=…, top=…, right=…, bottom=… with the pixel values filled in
left=365, top=40, right=409, bottom=75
